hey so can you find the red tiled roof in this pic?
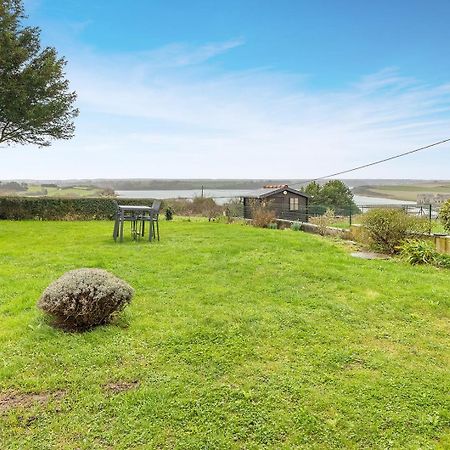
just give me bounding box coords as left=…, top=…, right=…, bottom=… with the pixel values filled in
left=262, top=184, right=288, bottom=189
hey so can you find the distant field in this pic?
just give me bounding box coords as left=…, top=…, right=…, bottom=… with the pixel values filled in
left=354, top=182, right=450, bottom=202
left=0, top=185, right=111, bottom=198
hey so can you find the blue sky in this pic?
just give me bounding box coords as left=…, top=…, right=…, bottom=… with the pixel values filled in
left=3, top=0, right=450, bottom=179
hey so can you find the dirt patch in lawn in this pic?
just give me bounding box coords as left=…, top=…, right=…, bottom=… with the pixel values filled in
left=104, top=380, right=139, bottom=394
left=0, top=390, right=65, bottom=413
left=351, top=251, right=391, bottom=260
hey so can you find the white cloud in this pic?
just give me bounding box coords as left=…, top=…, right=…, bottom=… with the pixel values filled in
left=2, top=43, right=450, bottom=180
left=139, top=38, right=245, bottom=67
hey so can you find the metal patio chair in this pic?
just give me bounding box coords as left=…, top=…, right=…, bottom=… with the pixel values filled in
left=139, top=200, right=161, bottom=241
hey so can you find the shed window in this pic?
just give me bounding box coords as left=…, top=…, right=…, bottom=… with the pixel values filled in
left=289, top=197, right=299, bottom=211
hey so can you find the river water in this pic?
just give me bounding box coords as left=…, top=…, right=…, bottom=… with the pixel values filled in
left=116, top=189, right=415, bottom=206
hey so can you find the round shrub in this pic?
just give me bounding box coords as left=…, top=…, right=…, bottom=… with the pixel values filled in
left=361, top=208, right=430, bottom=254
left=439, top=200, right=450, bottom=233
left=38, top=269, right=134, bottom=330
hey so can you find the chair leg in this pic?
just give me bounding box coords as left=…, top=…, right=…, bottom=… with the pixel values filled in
left=149, top=220, right=153, bottom=241
left=156, top=220, right=160, bottom=241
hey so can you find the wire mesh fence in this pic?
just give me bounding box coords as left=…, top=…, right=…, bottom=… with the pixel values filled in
left=228, top=202, right=356, bottom=225
left=358, top=203, right=435, bottom=217
left=160, top=192, right=441, bottom=232
left=227, top=198, right=438, bottom=230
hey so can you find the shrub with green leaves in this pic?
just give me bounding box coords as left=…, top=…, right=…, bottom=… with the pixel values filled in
left=361, top=208, right=430, bottom=254
left=0, top=197, right=158, bottom=220
left=439, top=200, right=450, bottom=233
left=290, top=221, right=302, bottom=231
left=398, top=239, right=439, bottom=265
left=165, top=206, right=174, bottom=221
left=399, top=239, right=450, bottom=268
left=38, top=269, right=134, bottom=331
left=437, top=254, right=450, bottom=268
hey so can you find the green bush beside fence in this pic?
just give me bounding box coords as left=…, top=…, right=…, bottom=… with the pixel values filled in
left=0, top=197, right=158, bottom=220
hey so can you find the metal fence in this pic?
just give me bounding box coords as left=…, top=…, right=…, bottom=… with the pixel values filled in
left=358, top=203, right=436, bottom=219
left=229, top=202, right=356, bottom=225
left=228, top=200, right=438, bottom=230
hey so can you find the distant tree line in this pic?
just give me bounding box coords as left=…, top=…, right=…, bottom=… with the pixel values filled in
left=91, top=179, right=307, bottom=191
left=0, top=181, right=28, bottom=191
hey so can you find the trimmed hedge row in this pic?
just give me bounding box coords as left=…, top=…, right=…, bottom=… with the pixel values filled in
left=0, top=197, right=159, bottom=220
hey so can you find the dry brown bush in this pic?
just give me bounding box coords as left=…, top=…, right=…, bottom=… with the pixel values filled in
left=165, top=197, right=224, bottom=219
left=309, top=208, right=335, bottom=235
left=250, top=199, right=276, bottom=228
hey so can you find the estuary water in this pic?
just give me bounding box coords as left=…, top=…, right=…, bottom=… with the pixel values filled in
left=116, top=189, right=415, bottom=206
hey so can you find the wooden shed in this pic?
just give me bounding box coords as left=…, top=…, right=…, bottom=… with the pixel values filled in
left=242, top=185, right=309, bottom=222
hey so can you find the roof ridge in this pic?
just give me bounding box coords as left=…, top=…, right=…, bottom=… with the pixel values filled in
left=262, top=184, right=288, bottom=189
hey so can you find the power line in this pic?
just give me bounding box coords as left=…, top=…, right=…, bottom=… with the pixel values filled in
left=292, top=138, right=450, bottom=188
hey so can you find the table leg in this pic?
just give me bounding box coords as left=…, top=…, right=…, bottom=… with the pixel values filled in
left=119, top=211, right=124, bottom=242
left=113, top=216, right=119, bottom=241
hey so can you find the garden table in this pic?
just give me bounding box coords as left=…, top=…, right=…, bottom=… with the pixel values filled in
left=113, top=205, right=153, bottom=242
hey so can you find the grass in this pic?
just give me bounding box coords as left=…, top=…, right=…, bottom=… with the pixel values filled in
left=330, top=220, right=351, bottom=229
left=0, top=219, right=449, bottom=449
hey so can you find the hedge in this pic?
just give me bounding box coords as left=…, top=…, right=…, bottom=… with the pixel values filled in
left=0, top=197, right=159, bottom=220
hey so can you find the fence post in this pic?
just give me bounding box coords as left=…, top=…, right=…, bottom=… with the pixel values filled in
left=429, top=204, right=432, bottom=234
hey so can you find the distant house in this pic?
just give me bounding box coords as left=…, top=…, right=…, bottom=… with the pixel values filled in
left=242, top=185, right=309, bottom=221
left=417, top=193, right=450, bottom=206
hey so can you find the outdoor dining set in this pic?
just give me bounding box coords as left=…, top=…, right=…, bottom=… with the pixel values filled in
left=113, top=201, right=161, bottom=242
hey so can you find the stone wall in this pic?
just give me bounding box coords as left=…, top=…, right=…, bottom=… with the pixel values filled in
left=273, top=219, right=450, bottom=255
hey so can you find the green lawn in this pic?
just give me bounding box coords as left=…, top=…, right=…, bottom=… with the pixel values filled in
left=0, top=220, right=449, bottom=449
left=331, top=220, right=351, bottom=229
